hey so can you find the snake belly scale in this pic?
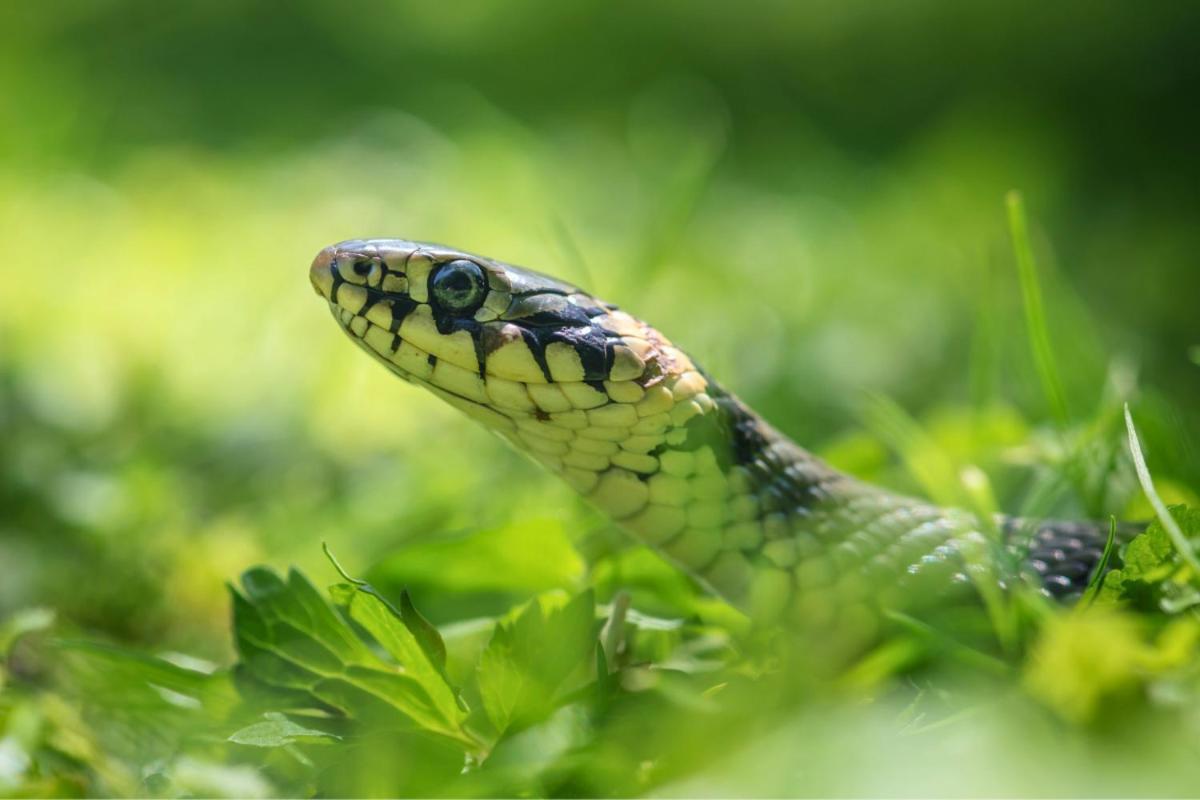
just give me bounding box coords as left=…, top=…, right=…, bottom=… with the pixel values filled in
left=309, top=239, right=1121, bottom=626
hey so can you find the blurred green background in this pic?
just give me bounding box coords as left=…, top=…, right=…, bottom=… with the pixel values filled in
left=2, top=1, right=1200, bottom=796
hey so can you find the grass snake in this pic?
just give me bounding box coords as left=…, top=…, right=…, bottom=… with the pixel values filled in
left=310, top=239, right=1127, bottom=631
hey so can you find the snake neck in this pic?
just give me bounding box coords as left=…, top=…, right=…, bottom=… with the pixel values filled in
left=501, top=352, right=975, bottom=621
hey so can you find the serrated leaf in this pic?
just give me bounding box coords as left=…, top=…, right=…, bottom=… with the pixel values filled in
left=324, top=544, right=448, bottom=673
left=239, top=568, right=372, bottom=664
left=1100, top=505, right=1200, bottom=612
left=476, top=590, right=597, bottom=737
left=400, top=589, right=448, bottom=673
left=230, top=565, right=474, bottom=748
left=340, top=588, right=466, bottom=736
left=1123, top=523, right=1176, bottom=578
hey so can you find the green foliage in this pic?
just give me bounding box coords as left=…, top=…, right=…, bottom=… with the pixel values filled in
left=1022, top=607, right=1199, bottom=725
left=231, top=565, right=473, bottom=747
left=2, top=2, right=1200, bottom=794
left=9, top=505, right=1200, bottom=797
left=476, top=591, right=596, bottom=738
left=225, top=559, right=619, bottom=792
left=1100, top=506, right=1200, bottom=612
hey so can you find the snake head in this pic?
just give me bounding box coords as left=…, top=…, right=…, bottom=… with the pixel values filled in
left=311, top=239, right=815, bottom=611
left=310, top=239, right=707, bottom=430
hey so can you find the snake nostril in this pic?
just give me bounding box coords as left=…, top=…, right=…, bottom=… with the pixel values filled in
left=352, top=259, right=373, bottom=277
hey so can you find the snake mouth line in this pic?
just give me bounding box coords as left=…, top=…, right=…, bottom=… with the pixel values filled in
left=329, top=303, right=499, bottom=412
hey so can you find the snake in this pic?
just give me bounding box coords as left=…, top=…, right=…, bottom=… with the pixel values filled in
left=309, top=239, right=1126, bottom=630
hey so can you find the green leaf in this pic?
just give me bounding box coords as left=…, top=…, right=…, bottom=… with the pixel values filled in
left=322, top=545, right=463, bottom=728
left=476, top=590, right=597, bottom=737
left=1099, top=505, right=1200, bottom=612
left=324, top=542, right=449, bottom=674
left=230, top=565, right=474, bottom=748
left=228, top=712, right=339, bottom=747
left=338, top=587, right=466, bottom=736
left=241, top=567, right=373, bottom=664
left=53, top=640, right=242, bottom=777
left=59, top=640, right=237, bottom=715
left=400, top=589, right=448, bottom=673
left=1126, top=406, right=1200, bottom=576
left=1124, top=524, right=1176, bottom=579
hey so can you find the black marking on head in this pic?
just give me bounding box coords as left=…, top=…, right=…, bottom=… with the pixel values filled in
left=510, top=287, right=572, bottom=299
left=506, top=294, right=594, bottom=330
left=472, top=334, right=489, bottom=377
left=431, top=298, right=471, bottom=333
left=557, top=327, right=613, bottom=382
left=389, top=296, right=419, bottom=332
left=427, top=353, right=438, bottom=368
left=500, top=295, right=616, bottom=383
left=481, top=323, right=523, bottom=358
left=360, top=295, right=378, bottom=319
left=519, top=327, right=554, bottom=383
left=428, top=309, right=489, bottom=378
left=517, top=307, right=593, bottom=329
left=330, top=267, right=345, bottom=304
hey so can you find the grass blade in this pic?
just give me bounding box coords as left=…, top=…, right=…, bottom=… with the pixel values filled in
left=1125, top=404, right=1200, bottom=574
left=1081, top=517, right=1117, bottom=607
left=1006, top=190, right=1069, bottom=425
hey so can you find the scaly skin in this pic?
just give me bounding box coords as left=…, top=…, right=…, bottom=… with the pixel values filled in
left=309, top=239, right=1118, bottom=626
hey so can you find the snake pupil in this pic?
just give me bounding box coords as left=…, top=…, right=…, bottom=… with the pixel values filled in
left=431, top=259, right=486, bottom=313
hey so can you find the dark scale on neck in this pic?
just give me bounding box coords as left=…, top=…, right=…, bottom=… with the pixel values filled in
left=677, top=379, right=838, bottom=520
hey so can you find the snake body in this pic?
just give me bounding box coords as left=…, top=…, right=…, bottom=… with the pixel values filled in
left=310, top=240, right=1119, bottom=626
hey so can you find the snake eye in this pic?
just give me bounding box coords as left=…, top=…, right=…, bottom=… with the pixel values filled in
left=431, top=259, right=487, bottom=313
